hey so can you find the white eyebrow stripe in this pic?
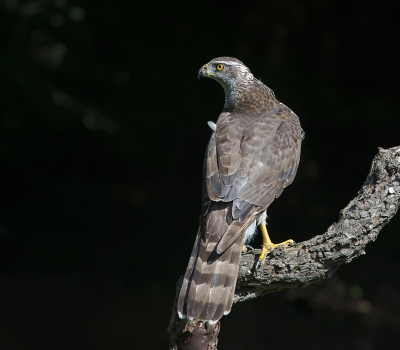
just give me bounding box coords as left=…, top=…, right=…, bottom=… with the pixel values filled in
left=217, top=61, right=242, bottom=67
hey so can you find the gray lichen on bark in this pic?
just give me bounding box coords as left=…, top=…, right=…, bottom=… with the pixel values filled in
left=169, top=146, right=400, bottom=350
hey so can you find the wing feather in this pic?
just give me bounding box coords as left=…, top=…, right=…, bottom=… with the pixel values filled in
left=207, top=106, right=302, bottom=210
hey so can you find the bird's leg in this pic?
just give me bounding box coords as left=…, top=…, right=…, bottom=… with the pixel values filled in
left=258, top=224, right=275, bottom=260
left=256, top=224, right=294, bottom=269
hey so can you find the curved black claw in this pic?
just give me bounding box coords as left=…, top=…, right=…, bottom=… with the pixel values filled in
left=255, top=259, right=261, bottom=271
left=244, top=245, right=254, bottom=250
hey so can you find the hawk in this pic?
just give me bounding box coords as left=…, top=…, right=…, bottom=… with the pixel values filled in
left=177, top=57, right=304, bottom=323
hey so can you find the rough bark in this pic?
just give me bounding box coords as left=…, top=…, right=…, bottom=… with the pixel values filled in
left=168, top=146, right=400, bottom=350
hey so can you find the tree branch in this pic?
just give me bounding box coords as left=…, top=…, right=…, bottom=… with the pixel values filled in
left=168, top=146, right=400, bottom=350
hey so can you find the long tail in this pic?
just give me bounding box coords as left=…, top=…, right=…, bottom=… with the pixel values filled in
left=177, top=202, right=251, bottom=322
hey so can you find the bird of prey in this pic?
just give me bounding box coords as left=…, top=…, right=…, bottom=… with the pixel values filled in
left=177, top=57, right=304, bottom=323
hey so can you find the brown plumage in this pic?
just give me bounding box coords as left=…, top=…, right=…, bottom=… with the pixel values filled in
left=177, top=57, right=304, bottom=322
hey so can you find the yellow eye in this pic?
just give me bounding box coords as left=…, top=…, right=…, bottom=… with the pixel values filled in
left=216, top=64, right=224, bottom=71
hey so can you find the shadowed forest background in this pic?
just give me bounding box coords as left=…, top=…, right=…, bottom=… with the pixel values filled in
left=1, top=0, right=400, bottom=349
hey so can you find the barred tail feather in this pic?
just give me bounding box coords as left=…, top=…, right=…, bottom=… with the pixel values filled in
left=177, top=225, right=246, bottom=322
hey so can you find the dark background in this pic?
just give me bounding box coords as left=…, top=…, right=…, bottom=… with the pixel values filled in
left=1, top=0, right=400, bottom=349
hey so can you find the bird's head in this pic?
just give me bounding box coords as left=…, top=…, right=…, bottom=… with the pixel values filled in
left=198, top=57, right=254, bottom=91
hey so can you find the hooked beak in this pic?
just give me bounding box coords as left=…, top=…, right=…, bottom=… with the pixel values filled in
left=197, top=64, right=215, bottom=79
left=197, top=64, right=206, bottom=79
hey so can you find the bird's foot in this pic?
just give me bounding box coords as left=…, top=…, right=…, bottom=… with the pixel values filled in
left=242, top=245, right=254, bottom=252
left=255, top=239, right=295, bottom=270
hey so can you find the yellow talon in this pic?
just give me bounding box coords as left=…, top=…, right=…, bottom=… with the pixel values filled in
left=258, top=224, right=294, bottom=264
